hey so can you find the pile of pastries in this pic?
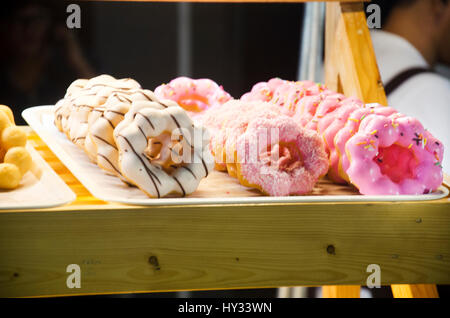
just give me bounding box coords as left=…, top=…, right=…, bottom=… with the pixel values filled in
left=154, top=77, right=444, bottom=196
left=0, top=105, right=32, bottom=190
left=54, top=75, right=213, bottom=198
left=53, top=75, right=445, bottom=197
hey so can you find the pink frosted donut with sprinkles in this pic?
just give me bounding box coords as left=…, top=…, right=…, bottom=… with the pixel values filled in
left=240, top=82, right=274, bottom=102
left=154, top=77, right=232, bottom=118
left=317, top=101, right=362, bottom=183
left=345, top=114, right=444, bottom=195
left=334, top=104, right=399, bottom=182
left=235, top=114, right=329, bottom=196
left=303, top=92, right=347, bottom=131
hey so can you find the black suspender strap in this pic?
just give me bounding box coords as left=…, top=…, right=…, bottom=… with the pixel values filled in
left=383, top=67, right=434, bottom=96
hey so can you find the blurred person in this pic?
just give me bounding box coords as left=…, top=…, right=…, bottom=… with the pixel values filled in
left=368, top=0, right=450, bottom=174
left=0, top=1, right=95, bottom=124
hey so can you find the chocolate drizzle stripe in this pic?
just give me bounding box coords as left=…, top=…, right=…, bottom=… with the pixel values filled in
left=138, top=125, right=146, bottom=139
left=98, top=153, right=122, bottom=175
left=140, top=92, right=155, bottom=101
left=137, top=112, right=155, bottom=130
left=101, top=116, right=115, bottom=129
left=107, top=110, right=126, bottom=116
left=93, top=134, right=118, bottom=150
left=114, top=94, right=132, bottom=103
left=170, top=114, right=182, bottom=130
left=170, top=114, right=192, bottom=147
left=73, top=104, right=95, bottom=109
left=181, top=166, right=197, bottom=179
left=201, top=158, right=209, bottom=177
left=173, top=176, right=186, bottom=197
left=119, top=135, right=162, bottom=197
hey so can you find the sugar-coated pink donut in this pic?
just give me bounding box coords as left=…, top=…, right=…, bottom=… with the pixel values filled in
left=345, top=114, right=444, bottom=195
left=155, top=77, right=232, bottom=117
left=202, top=100, right=282, bottom=170
left=235, top=115, right=329, bottom=196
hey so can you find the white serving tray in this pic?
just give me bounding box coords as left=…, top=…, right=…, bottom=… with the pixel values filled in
left=0, top=143, right=76, bottom=210
left=22, top=105, right=448, bottom=206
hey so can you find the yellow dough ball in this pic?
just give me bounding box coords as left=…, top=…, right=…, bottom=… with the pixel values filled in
left=0, top=163, right=21, bottom=189
left=4, top=147, right=32, bottom=176
left=0, top=105, right=14, bottom=125
left=1, top=126, right=27, bottom=150
left=0, top=111, right=12, bottom=136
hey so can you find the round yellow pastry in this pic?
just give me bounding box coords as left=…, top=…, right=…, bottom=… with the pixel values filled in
left=0, top=111, right=12, bottom=136
left=4, top=147, right=32, bottom=176
left=1, top=126, right=27, bottom=150
left=0, top=105, right=14, bottom=125
left=0, top=163, right=21, bottom=189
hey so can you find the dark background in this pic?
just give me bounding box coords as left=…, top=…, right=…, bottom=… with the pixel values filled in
left=0, top=1, right=304, bottom=124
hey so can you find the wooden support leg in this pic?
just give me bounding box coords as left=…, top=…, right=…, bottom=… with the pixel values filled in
left=322, top=286, right=361, bottom=298
left=391, top=284, right=439, bottom=298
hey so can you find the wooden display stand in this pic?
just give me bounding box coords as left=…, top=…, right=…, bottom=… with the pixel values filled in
left=0, top=1, right=448, bottom=298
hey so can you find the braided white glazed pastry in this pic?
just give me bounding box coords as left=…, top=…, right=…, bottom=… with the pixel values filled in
left=55, top=75, right=213, bottom=198
left=54, top=75, right=141, bottom=141
left=54, top=79, right=88, bottom=132
left=85, top=91, right=135, bottom=165
left=87, top=90, right=178, bottom=176
left=114, top=102, right=214, bottom=197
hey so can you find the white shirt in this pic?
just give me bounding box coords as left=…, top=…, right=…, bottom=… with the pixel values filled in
left=371, top=30, right=450, bottom=174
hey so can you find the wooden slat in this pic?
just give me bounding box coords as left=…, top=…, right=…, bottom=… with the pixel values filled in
left=325, top=2, right=387, bottom=104
left=322, top=286, right=361, bottom=298
left=1, top=125, right=449, bottom=297
left=0, top=175, right=449, bottom=296
left=391, top=284, right=439, bottom=298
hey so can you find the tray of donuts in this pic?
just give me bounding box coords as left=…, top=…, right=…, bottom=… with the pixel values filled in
left=22, top=74, right=448, bottom=206
left=0, top=105, right=75, bottom=210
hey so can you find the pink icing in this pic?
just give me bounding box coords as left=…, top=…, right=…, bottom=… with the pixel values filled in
left=154, top=77, right=232, bottom=119
left=345, top=114, right=443, bottom=194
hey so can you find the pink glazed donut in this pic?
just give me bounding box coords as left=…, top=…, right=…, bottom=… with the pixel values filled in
left=317, top=101, right=362, bottom=183
left=155, top=77, right=232, bottom=116
left=235, top=114, right=329, bottom=196
left=345, top=114, right=444, bottom=195
left=303, top=92, right=347, bottom=131
left=240, top=82, right=274, bottom=102
left=334, top=104, right=399, bottom=182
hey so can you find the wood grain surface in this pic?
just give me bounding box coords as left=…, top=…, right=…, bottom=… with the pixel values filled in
left=1, top=189, right=449, bottom=297
left=0, top=134, right=449, bottom=297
